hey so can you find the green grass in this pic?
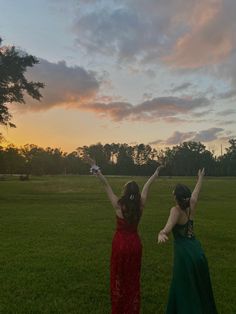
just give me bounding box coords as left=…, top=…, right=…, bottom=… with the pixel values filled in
left=0, top=176, right=235, bottom=313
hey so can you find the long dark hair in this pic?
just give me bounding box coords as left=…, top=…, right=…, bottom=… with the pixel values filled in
left=118, top=181, right=142, bottom=224
left=173, top=184, right=191, bottom=211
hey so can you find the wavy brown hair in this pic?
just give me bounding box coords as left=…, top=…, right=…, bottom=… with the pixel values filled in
left=118, top=181, right=142, bottom=224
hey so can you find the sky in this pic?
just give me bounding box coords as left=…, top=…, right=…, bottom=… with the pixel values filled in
left=0, top=0, right=236, bottom=154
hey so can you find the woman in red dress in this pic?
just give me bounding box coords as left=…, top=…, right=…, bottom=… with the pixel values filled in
left=86, top=156, right=163, bottom=314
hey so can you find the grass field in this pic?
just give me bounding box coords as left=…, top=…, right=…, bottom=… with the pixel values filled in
left=0, top=175, right=235, bottom=313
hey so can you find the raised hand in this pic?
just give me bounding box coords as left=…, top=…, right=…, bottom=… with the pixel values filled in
left=198, top=168, right=205, bottom=178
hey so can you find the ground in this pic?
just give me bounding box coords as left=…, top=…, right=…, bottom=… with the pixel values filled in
left=0, top=176, right=235, bottom=313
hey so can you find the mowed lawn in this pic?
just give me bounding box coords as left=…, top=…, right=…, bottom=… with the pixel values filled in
left=0, top=175, right=235, bottom=314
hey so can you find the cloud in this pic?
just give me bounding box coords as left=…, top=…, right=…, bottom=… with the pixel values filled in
left=192, top=109, right=212, bottom=117
left=192, top=127, right=224, bottom=142
left=218, top=89, right=236, bottom=100
left=18, top=58, right=211, bottom=122
left=68, top=0, right=236, bottom=95
left=17, top=58, right=101, bottom=111
left=80, top=96, right=211, bottom=122
left=163, top=0, right=235, bottom=68
left=71, top=0, right=236, bottom=70
left=217, top=51, right=236, bottom=95
left=170, top=82, right=192, bottom=93
left=216, top=109, right=236, bottom=116
left=73, top=7, right=164, bottom=63
left=72, top=1, right=204, bottom=65
left=217, top=120, right=235, bottom=126
left=12, top=56, right=212, bottom=124
left=165, top=131, right=196, bottom=145
left=148, top=139, right=163, bottom=145
left=149, top=127, right=225, bottom=145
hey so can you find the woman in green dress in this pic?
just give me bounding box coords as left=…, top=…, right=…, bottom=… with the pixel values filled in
left=158, top=169, right=218, bottom=314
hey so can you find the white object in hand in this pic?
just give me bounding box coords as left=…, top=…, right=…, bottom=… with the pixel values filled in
left=90, top=165, right=100, bottom=174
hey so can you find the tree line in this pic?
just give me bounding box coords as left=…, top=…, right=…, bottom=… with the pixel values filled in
left=1, top=37, right=236, bottom=177
left=0, top=140, right=235, bottom=176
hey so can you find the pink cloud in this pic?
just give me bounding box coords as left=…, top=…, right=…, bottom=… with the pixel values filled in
left=164, top=0, right=235, bottom=68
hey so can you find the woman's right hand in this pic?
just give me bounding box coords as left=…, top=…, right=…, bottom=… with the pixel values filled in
left=198, top=168, right=205, bottom=178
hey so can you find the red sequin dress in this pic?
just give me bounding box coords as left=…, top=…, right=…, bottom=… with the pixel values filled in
left=110, top=216, right=142, bottom=314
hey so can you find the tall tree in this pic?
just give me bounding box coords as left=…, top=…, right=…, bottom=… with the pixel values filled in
left=0, top=145, right=25, bottom=174
left=0, top=37, right=44, bottom=127
left=164, top=141, right=216, bottom=176
left=116, top=144, right=135, bottom=175
left=220, top=139, right=236, bottom=176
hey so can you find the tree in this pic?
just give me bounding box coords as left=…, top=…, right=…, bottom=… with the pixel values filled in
left=64, top=151, right=84, bottom=174
left=116, top=144, right=135, bottom=175
left=163, top=141, right=216, bottom=176
left=0, top=144, right=25, bottom=174
left=220, top=139, right=236, bottom=176
left=133, top=144, right=152, bottom=165
left=21, top=144, right=48, bottom=175
left=0, top=37, right=44, bottom=127
left=226, top=139, right=236, bottom=155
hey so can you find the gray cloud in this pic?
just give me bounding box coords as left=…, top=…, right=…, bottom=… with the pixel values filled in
left=71, top=1, right=236, bottom=67
left=73, top=7, right=165, bottom=63
left=149, top=127, right=225, bottom=145
left=148, top=139, right=163, bottom=145
left=170, top=82, right=192, bottom=93
left=20, top=58, right=100, bottom=111
left=216, top=109, right=236, bottom=116
left=72, top=0, right=206, bottom=65
left=218, top=89, right=236, bottom=100
left=165, top=131, right=196, bottom=145
left=81, top=96, right=210, bottom=122
left=192, top=109, right=212, bottom=117
left=12, top=56, right=212, bottom=124
left=69, top=0, right=236, bottom=93
left=192, top=128, right=224, bottom=142
left=217, top=120, right=235, bottom=126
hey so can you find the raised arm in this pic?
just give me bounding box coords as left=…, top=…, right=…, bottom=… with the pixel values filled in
left=158, top=207, right=180, bottom=243
left=190, top=168, right=205, bottom=215
left=96, top=170, right=119, bottom=209
left=84, top=156, right=119, bottom=210
left=141, top=165, right=163, bottom=207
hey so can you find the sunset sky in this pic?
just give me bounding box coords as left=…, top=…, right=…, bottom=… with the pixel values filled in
left=0, top=0, right=236, bottom=154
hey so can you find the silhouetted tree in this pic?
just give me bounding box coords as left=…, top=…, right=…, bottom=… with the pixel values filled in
left=219, top=139, right=236, bottom=176
left=0, top=145, right=25, bottom=174
left=0, top=140, right=235, bottom=176
left=0, top=37, right=44, bottom=127
left=162, top=141, right=216, bottom=176
left=116, top=144, right=135, bottom=175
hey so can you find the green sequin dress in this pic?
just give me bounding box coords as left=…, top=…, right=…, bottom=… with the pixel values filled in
left=166, top=219, right=218, bottom=314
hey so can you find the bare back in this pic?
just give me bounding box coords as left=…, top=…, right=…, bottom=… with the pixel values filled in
left=175, top=205, right=193, bottom=225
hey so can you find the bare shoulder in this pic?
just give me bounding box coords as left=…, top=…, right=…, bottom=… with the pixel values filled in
left=170, top=206, right=181, bottom=217
left=170, top=206, right=178, bottom=213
